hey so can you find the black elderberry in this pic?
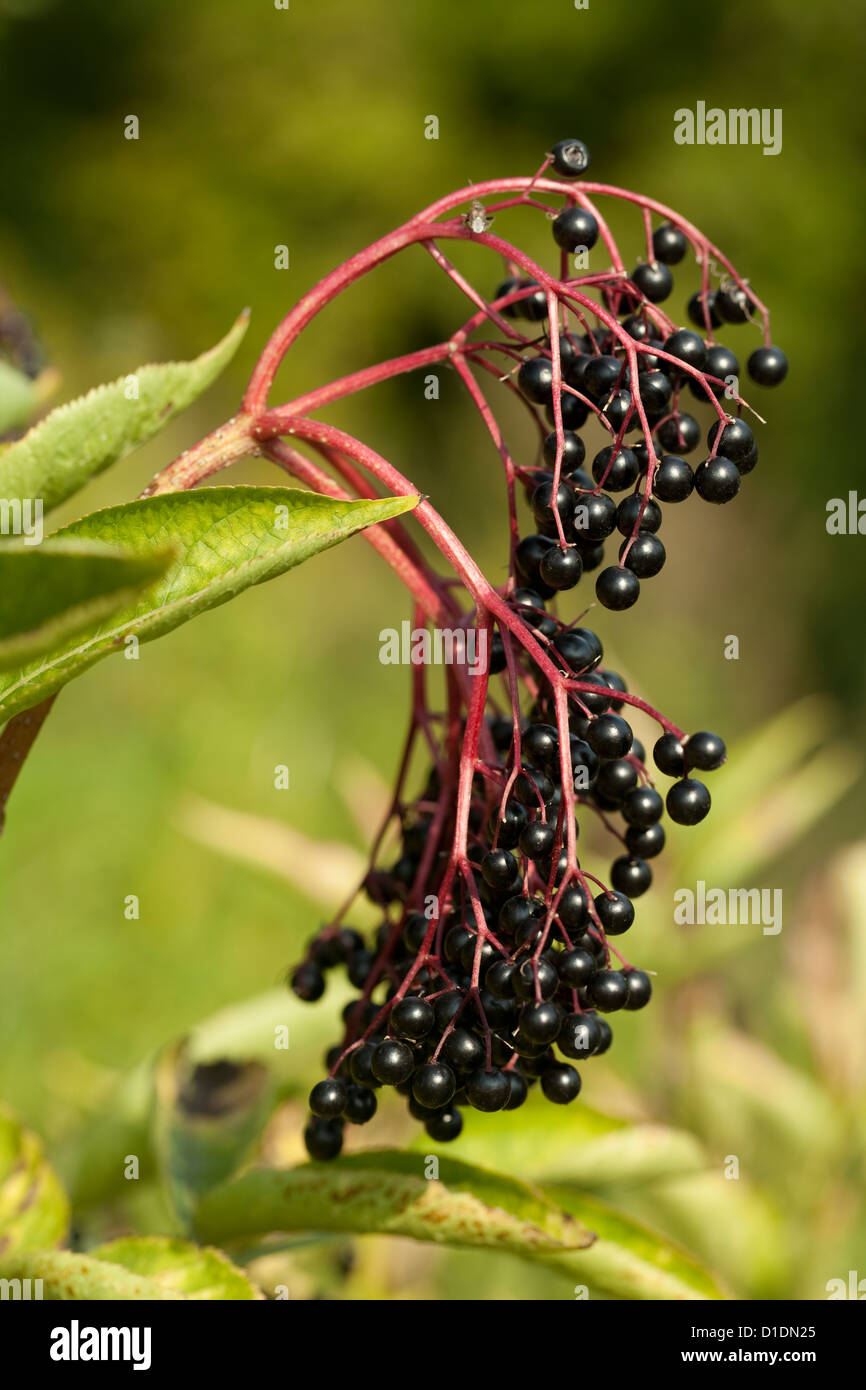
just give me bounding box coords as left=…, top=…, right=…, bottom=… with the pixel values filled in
left=707, top=417, right=754, bottom=465
left=687, top=289, right=722, bottom=330
left=558, top=947, right=596, bottom=988
left=291, top=961, right=326, bottom=1002
left=625, top=821, right=666, bottom=859
left=717, top=283, right=754, bottom=323
left=594, top=890, right=635, bottom=935
left=652, top=454, right=694, bottom=502
left=540, top=544, right=583, bottom=590
left=652, top=222, right=688, bottom=264
left=434, top=991, right=464, bottom=1031
left=425, top=1106, right=463, bottom=1141
left=444, top=1028, right=485, bottom=1072
left=304, top=1117, right=343, bottom=1161
left=587, top=713, right=633, bottom=760
left=542, top=1062, right=582, bottom=1104
left=391, top=996, right=435, bottom=1040
left=621, top=785, right=664, bottom=828
left=747, top=345, right=788, bottom=387
left=616, top=494, right=662, bottom=536
left=494, top=277, right=524, bottom=318
left=694, top=456, right=741, bottom=503
left=514, top=766, right=554, bottom=807
left=549, top=393, right=590, bottom=430
left=494, top=800, right=528, bottom=850
left=664, top=329, right=706, bottom=374
left=683, top=730, right=726, bottom=771
left=656, top=412, right=700, bottom=454
left=466, top=1067, right=511, bottom=1111
left=621, top=533, right=666, bottom=578
left=481, top=848, right=520, bottom=891
left=691, top=345, right=739, bottom=401
left=592, top=445, right=639, bottom=492
left=402, top=913, right=428, bottom=953
left=595, top=757, right=638, bottom=802
left=309, top=1077, right=348, bottom=1118
left=653, top=732, right=685, bottom=777
left=412, top=1062, right=456, bottom=1110
left=532, top=479, right=577, bottom=532
left=344, top=1085, right=378, bottom=1124
left=624, top=970, right=653, bottom=1010
left=513, top=957, right=559, bottom=1001
left=504, top=1071, right=529, bottom=1110
left=583, top=354, right=622, bottom=401
left=596, top=565, right=640, bottom=610
left=554, top=629, right=601, bottom=673
left=549, top=138, right=591, bottom=177
left=543, top=429, right=586, bottom=469
left=558, top=884, right=590, bottom=930
left=349, top=1043, right=381, bottom=1089
left=519, top=820, right=556, bottom=861
left=444, top=923, right=473, bottom=963
left=552, top=203, right=599, bottom=251
left=558, top=1011, right=603, bottom=1058
left=631, top=260, right=674, bottom=303
left=611, top=855, right=652, bottom=897
left=520, top=1000, right=564, bottom=1045
left=666, top=777, right=711, bottom=825
left=589, top=970, right=629, bottom=1012
left=371, top=1038, right=415, bottom=1085
left=636, top=369, right=672, bottom=414
left=346, top=950, right=375, bottom=989
left=518, top=356, right=555, bottom=405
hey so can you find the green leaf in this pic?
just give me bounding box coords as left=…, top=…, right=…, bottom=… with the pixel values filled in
left=0, top=486, right=418, bottom=721
left=0, top=1108, right=69, bottom=1258
left=90, top=1236, right=263, bottom=1300
left=153, top=1043, right=274, bottom=1230
left=194, top=1149, right=595, bottom=1263
left=414, top=1091, right=705, bottom=1189
left=544, top=1183, right=728, bottom=1300
left=0, top=313, right=248, bottom=513
left=1, top=1239, right=261, bottom=1300
left=0, top=360, right=41, bottom=434
left=0, top=539, right=173, bottom=670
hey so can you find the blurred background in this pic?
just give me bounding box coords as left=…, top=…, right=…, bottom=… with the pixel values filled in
left=0, top=0, right=864, bottom=1299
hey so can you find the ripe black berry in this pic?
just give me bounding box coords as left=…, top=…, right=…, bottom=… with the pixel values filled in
left=466, top=1067, right=510, bottom=1111
left=589, top=970, right=629, bottom=1012
left=621, top=533, right=666, bottom=578
left=656, top=412, right=700, bottom=454
left=747, top=345, right=788, bottom=387
left=481, top=848, right=520, bottom=890
left=518, top=356, right=555, bottom=405
left=309, top=1077, right=348, bottom=1118
left=586, top=714, right=633, bottom=760
left=541, top=1062, right=582, bottom=1104
left=304, top=1117, right=343, bottom=1160
left=666, top=777, right=712, bottom=825
left=717, top=283, right=754, bottom=323
left=694, top=456, right=741, bottom=503
left=519, top=820, right=556, bottom=860
left=520, top=1000, right=563, bottom=1044
left=595, top=757, right=637, bottom=802
left=549, top=138, right=591, bottom=177
left=291, top=961, right=326, bottom=1002
left=594, top=890, right=635, bottom=935
left=344, top=1085, right=378, bottom=1124
left=621, top=785, right=664, bottom=828
left=625, top=822, right=666, bottom=858
left=610, top=855, right=652, bottom=897
left=687, top=289, right=722, bottom=330
left=596, top=566, right=640, bottom=610
left=539, top=544, right=583, bottom=590
left=505, top=1071, right=529, bottom=1109
left=653, top=732, right=685, bottom=776
left=349, top=1043, right=380, bottom=1089
left=514, top=956, right=559, bottom=1001
left=631, top=260, right=674, bottom=303
left=707, top=417, right=754, bottom=465
left=683, top=730, right=726, bottom=771
left=558, top=1011, right=602, bottom=1058
left=574, top=492, right=618, bottom=541
left=664, top=329, right=706, bottom=374
left=652, top=222, right=688, bottom=264
left=412, top=1062, right=456, bottom=1109
left=558, top=948, right=596, bottom=988
left=652, top=454, right=694, bottom=502
left=558, top=884, right=590, bottom=929
left=624, top=970, right=653, bottom=1010
left=691, top=345, right=739, bottom=400
left=371, top=1039, right=415, bottom=1085
left=543, top=429, right=585, bottom=469
left=445, top=1028, right=485, bottom=1071
left=552, top=204, right=599, bottom=251
left=592, top=445, right=639, bottom=492
left=616, top=495, right=662, bottom=535
left=425, top=1106, right=463, bottom=1142
left=391, top=996, right=435, bottom=1040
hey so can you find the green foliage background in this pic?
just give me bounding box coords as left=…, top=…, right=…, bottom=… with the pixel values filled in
left=0, top=0, right=864, bottom=1299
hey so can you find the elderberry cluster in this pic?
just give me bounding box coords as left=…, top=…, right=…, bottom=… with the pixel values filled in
left=493, top=142, right=787, bottom=612
left=286, top=139, right=784, bottom=1162
left=292, top=607, right=725, bottom=1160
